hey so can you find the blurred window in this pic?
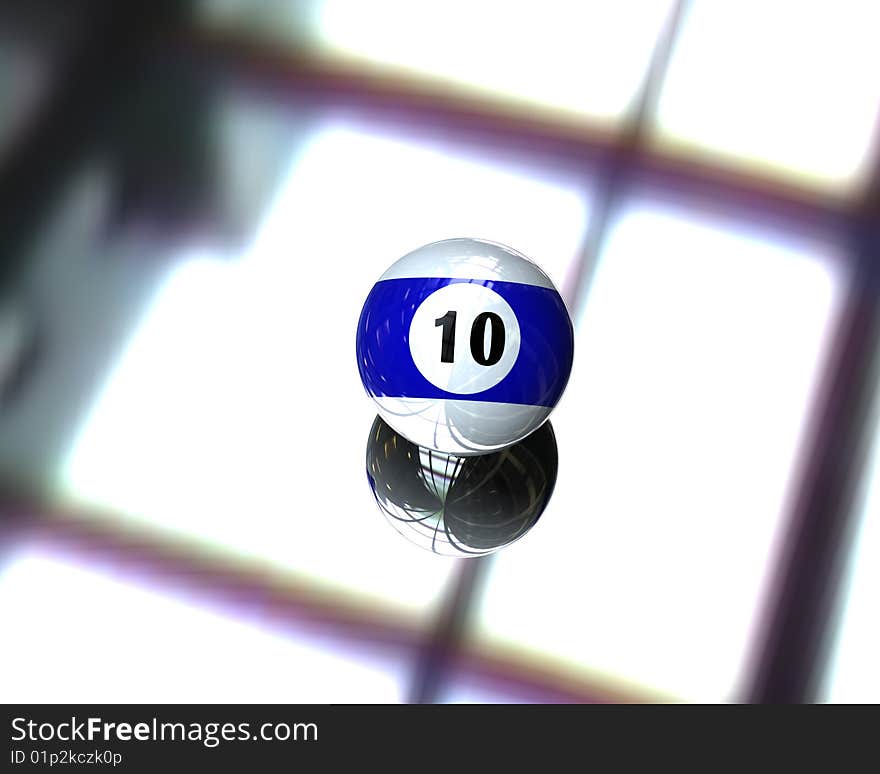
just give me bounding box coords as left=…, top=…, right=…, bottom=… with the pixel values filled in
left=202, top=0, right=676, bottom=125
left=58, top=123, right=593, bottom=622
left=655, top=1, right=880, bottom=196
left=0, top=548, right=409, bottom=702
left=473, top=198, right=844, bottom=701
left=1, top=0, right=877, bottom=703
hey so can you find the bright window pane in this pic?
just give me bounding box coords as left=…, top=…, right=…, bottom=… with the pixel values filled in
left=203, top=0, right=674, bottom=123
left=0, top=548, right=407, bottom=702
left=59, top=125, right=591, bottom=620
left=473, top=199, right=844, bottom=701
left=656, top=1, right=880, bottom=194
left=320, top=0, right=674, bottom=121
left=823, top=406, right=880, bottom=702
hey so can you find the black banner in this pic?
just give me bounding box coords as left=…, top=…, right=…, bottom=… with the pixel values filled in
left=2, top=704, right=873, bottom=769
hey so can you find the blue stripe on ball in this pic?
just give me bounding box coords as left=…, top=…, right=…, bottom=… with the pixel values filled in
left=357, top=277, right=573, bottom=408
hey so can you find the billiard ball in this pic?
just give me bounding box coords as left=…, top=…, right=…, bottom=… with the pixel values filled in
left=356, top=238, right=574, bottom=455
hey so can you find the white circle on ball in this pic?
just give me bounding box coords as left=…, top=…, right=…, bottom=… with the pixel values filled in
left=409, top=283, right=521, bottom=395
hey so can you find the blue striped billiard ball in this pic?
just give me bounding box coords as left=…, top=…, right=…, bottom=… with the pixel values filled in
left=356, top=238, right=574, bottom=455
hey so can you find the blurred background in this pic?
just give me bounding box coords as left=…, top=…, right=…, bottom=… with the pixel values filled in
left=0, top=0, right=878, bottom=703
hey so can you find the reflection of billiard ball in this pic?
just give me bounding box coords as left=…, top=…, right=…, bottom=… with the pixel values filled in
left=366, top=414, right=559, bottom=556
left=356, top=238, right=574, bottom=455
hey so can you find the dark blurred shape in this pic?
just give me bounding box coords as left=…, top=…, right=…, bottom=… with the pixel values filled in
left=0, top=0, right=192, bottom=292
left=105, top=63, right=219, bottom=241
left=0, top=298, right=40, bottom=408
left=366, top=415, right=557, bottom=556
